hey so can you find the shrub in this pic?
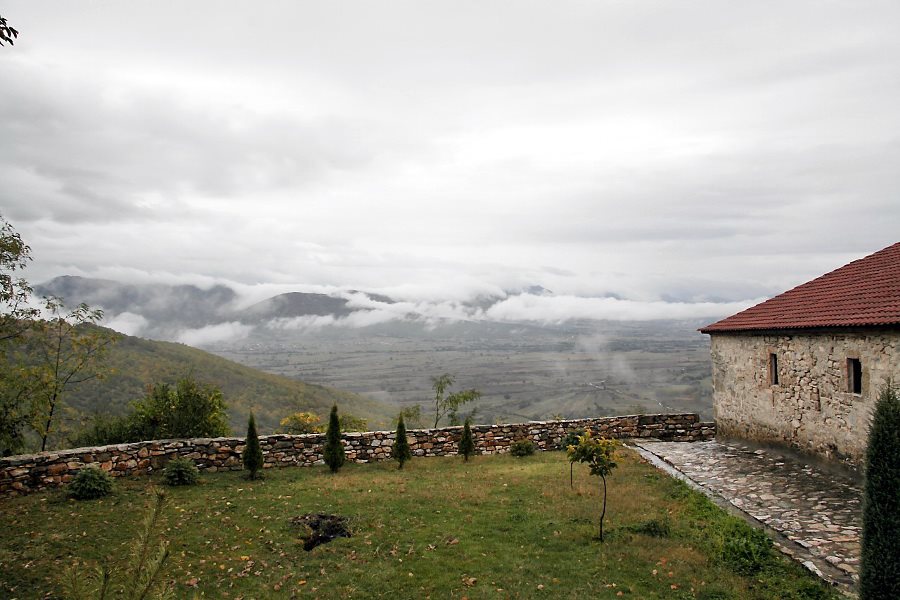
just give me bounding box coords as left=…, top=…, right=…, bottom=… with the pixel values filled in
left=163, top=456, right=199, bottom=486
left=323, top=405, right=345, bottom=474
left=242, top=412, right=264, bottom=480
left=720, top=520, right=773, bottom=575
left=69, top=466, right=114, bottom=500
left=861, top=381, right=900, bottom=599
left=391, top=413, right=412, bottom=469
left=627, top=514, right=671, bottom=537
left=459, top=418, right=475, bottom=461
left=509, top=438, right=535, bottom=457
left=130, top=376, right=230, bottom=440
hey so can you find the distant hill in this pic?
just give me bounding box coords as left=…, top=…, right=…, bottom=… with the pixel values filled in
left=239, top=292, right=355, bottom=322
left=54, top=326, right=396, bottom=439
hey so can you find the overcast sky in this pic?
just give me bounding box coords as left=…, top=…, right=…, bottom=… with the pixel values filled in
left=2, top=1, right=898, bottom=319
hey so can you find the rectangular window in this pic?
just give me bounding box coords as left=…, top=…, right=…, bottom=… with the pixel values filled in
left=848, top=358, right=862, bottom=394
left=769, top=353, right=779, bottom=386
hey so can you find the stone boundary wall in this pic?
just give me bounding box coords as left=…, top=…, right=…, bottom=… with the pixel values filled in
left=0, top=413, right=714, bottom=497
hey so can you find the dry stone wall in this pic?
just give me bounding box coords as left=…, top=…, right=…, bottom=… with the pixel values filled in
left=709, top=330, right=900, bottom=466
left=0, top=413, right=713, bottom=497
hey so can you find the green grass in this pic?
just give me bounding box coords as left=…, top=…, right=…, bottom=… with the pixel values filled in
left=0, top=449, right=839, bottom=599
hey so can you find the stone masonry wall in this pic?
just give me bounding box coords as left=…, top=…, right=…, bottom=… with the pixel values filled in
left=0, top=413, right=713, bottom=497
left=709, top=330, right=900, bottom=466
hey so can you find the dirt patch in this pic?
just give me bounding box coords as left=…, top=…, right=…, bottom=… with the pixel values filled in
left=291, top=513, right=352, bottom=551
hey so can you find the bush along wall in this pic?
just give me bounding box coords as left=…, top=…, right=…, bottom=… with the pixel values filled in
left=0, top=413, right=714, bottom=497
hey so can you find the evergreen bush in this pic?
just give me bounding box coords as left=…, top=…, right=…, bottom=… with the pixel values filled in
left=459, top=418, right=475, bottom=461
left=163, top=456, right=199, bottom=486
left=242, top=412, right=264, bottom=480
left=323, top=405, right=345, bottom=473
left=391, top=413, right=412, bottom=469
left=860, top=381, right=900, bottom=599
left=69, top=466, right=114, bottom=500
left=509, top=438, right=535, bottom=457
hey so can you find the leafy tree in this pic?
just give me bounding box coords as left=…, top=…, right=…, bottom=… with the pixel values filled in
left=339, top=413, right=368, bottom=432
left=0, top=15, right=18, bottom=46
left=391, top=413, right=412, bottom=469
left=130, top=376, right=230, bottom=440
left=29, top=298, right=118, bottom=451
left=242, top=412, right=264, bottom=480
left=279, top=411, right=322, bottom=434
left=430, top=373, right=481, bottom=428
left=563, top=428, right=585, bottom=489
left=459, top=417, right=475, bottom=461
left=399, top=404, right=423, bottom=428
left=323, top=404, right=345, bottom=473
left=860, top=381, right=900, bottom=599
left=0, top=215, right=39, bottom=455
left=567, top=430, right=619, bottom=541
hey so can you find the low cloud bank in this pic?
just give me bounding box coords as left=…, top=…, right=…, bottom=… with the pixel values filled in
left=176, top=322, right=254, bottom=346
left=484, top=294, right=762, bottom=323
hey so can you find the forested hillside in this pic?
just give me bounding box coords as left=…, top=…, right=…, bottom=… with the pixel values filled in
left=59, top=328, right=396, bottom=438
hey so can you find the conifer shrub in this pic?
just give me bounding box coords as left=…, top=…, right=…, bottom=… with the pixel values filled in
left=860, top=381, right=900, bottom=599
left=69, top=466, right=114, bottom=500
left=391, top=413, right=412, bottom=469
left=459, top=418, right=475, bottom=461
left=323, top=405, right=345, bottom=473
left=242, top=412, right=264, bottom=480
left=509, top=438, right=535, bottom=457
left=163, top=456, right=199, bottom=486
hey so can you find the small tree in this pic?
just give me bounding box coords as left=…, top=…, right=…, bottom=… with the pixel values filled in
left=391, top=413, right=412, bottom=469
left=242, top=412, right=263, bottom=480
left=563, top=428, right=585, bottom=489
left=323, top=404, right=345, bottom=473
left=430, top=373, right=481, bottom=428
left=860, top=381, right=900, bottom=599
left=459, top=417, right=475, bottom=461
left=567, top=430, right=619, bottom=541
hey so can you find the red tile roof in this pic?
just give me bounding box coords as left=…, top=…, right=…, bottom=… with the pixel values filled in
left=701, top=242, right=900, bottom=333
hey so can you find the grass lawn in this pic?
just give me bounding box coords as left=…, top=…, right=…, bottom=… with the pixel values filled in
left=0, top=448, right=839, bottom=599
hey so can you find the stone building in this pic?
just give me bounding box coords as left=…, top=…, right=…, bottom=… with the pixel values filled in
left=700, top=242, right=900, bottom=466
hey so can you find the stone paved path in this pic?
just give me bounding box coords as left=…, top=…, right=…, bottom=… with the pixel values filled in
left=633, top=439, right=862, bottom=594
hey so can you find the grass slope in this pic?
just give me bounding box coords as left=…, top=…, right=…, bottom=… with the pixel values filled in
left=62, top=329, right=396, bottom=436
left=0, top=449, right=838, bottom=599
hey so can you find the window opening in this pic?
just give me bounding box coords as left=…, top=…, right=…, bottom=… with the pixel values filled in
left=847, top=358, right=862, bottom=394
left=768, top=353, right=779, bottom=386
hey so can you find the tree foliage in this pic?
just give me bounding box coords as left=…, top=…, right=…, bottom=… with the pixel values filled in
left=242, top=412, right=264, bottom=480
left=430, top=373, right=481, bottom=428
left=0, top=15, right=18, bottom=46
left=860, top=381, right=900, bottom=599
left=459, top=417, right=475, bottom=461
left=567, top=430, right=619, bottom=541
left=279, top=411, right=322, bottom=434
left=323, top=405, right=345, bottom=473
left=0, top=215, right=38, bottom=455
left=28, top=299, right=118, bottom=451
left=131, top=376, right=230, bottom=440
left=391, top=413, right=412, bottom=469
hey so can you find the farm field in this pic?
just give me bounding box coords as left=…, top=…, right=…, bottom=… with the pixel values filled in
left=0, top=449, right=837, bottom=599
left=212, top=319, right=714, bottom=425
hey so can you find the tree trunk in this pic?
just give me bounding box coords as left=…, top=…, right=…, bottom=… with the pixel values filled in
left=40, top=391, right=57, bottom=452
left=599, top=475, right=607, bottom=542
left=570, top=462, right=574, bottom=489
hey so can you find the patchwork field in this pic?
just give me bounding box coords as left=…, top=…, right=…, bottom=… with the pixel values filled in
left=0, top=449, right=837, bottom=599
left=212, top=319, right=714, bottom=425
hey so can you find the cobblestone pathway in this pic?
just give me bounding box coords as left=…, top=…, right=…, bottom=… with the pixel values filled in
left=633, top=439, right=862, bottom=594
